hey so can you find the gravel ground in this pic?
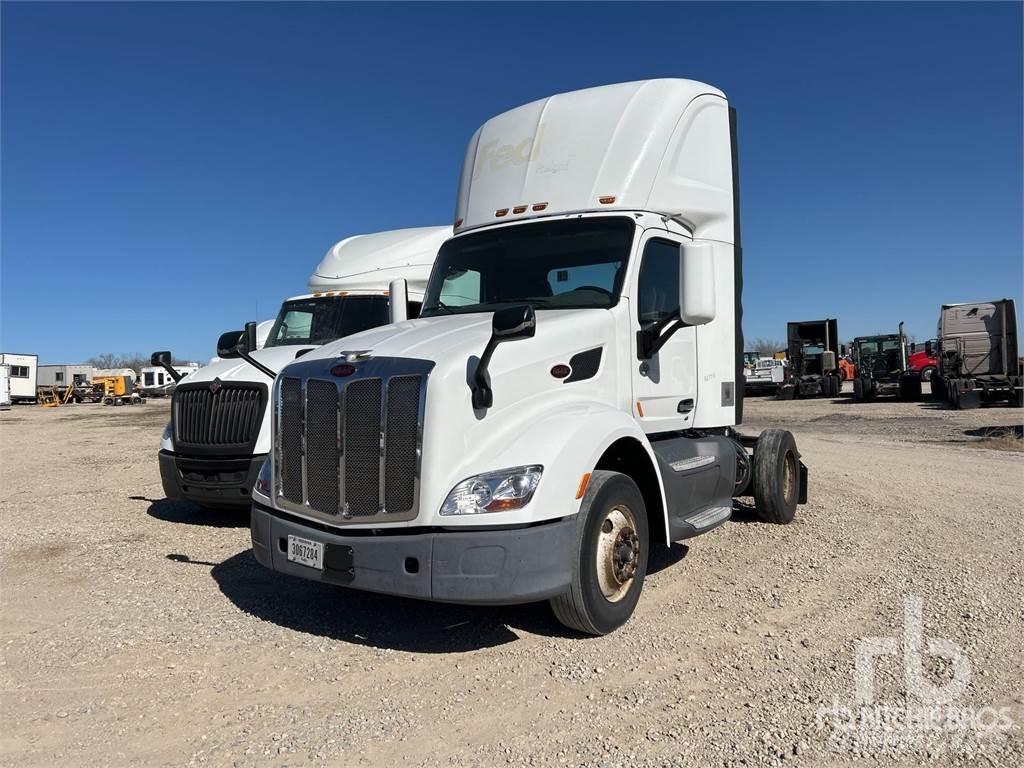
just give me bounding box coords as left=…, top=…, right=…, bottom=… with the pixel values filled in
left=1, top=394, right=1022, bottom=767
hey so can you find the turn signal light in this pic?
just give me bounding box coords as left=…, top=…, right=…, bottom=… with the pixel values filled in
left=599, top=196, right=616, bottom=205
left=495, top=208, right=509, bottom=217
left=532, top=202, right=548, bottom=211
left=512, top=205, right=527, bottom=214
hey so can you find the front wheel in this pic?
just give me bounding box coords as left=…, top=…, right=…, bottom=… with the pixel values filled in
left=550, top=470, right=649, bottom=636
left=753, top=429, right=800, bottom=524
left=920, top=366, right=936, bottom=383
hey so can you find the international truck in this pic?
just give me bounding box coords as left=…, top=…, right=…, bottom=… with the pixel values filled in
left=851, top=322, right=922, bottom=401
left=250, top=79, right=809, bottom=636
left=776, top=319, right=843, bottom=399
left=931, top=299, right=1022, bottom=409
left=152, top=226, right=449, bottom=511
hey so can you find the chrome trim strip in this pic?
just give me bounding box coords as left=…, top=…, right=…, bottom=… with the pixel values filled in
left=377, top=376, right=388, bottom=515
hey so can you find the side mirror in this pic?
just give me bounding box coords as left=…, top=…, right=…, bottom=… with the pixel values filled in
left=389, top=278, right=409, bottom=323
left=472, top=305, right=536, bottom=409
left=679, top=242, right=716, bottom=326
left=151, top=351, right=172, bottom=368
left=925, top=340, right=934, bottom=356
left=910, top=342, right=917, bottom=353
left=216, top=330, right=245, bottom=359
left=492, top=304, right=536, bottom=341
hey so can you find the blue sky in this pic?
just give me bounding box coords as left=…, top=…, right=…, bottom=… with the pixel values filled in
left=2, top=1, right=1021, bottom=363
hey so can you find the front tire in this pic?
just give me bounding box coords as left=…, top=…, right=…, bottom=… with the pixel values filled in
left=753, top=429, right=799, bottom=524
left=550, top=470, right=649, bottom=636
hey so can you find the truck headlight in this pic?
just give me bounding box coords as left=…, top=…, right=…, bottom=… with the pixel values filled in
left=440, top=465, right=542, bottom=516
left=254, top=458, right=272, bottom=497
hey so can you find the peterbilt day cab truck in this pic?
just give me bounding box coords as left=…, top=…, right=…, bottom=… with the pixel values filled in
left=851, top=322, right=922, bottom=401
left=250, top=79, right=808, bottom=636
left=152, top=226, right=449, bottom=510
left=931, top=299, right=1022, bottom=409
left=776, top=319, right=843, bottom=399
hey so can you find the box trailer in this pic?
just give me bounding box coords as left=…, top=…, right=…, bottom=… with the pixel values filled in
left=153, top=225, right=449, bottom=511
left=251, top=79, right=809, bottom=636
left=0, top=354, right=38, bottom=403
left=931, top=299, right=1022, bottom=409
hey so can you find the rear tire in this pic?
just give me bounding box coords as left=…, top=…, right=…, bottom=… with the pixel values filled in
left=550, top=470, right=649, bottom=636
left=920, top=366, right=936, bottom=383
left=753, top=429, right=799, bottom=524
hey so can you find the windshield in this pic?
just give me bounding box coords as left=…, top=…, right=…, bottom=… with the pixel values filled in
left=420, top=217, right=634, bottom=317
left=856, top=338, right=901, bottom=356
left=264, top=296, right=390, bottom=348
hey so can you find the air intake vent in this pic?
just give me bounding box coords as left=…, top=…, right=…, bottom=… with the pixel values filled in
left=173, top=382, right=266, bottom=456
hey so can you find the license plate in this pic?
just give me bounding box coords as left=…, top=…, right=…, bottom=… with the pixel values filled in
left=287, top=535, right=324, bottom=570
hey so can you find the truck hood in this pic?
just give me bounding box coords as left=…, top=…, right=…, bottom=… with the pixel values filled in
left=298, top=310, right=612, bottom=382
left=184, top=345, right=314, bottom=386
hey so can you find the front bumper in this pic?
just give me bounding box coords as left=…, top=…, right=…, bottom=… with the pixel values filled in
left=250, top=501, right=576, bottom=605
left=159, top=450, right=265, bottom=509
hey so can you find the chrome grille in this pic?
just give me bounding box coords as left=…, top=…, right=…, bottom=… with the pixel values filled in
left=174, top=383, right=265, bottom=455
left=274, top=359, right=430, bottom=525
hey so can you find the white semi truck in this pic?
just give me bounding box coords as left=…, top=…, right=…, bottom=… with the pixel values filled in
left=251, top=79, right=808, bottom=635
left=152, top=226, right=449, bottom=510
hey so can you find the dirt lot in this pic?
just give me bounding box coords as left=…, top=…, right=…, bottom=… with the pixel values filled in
left=1, top=394, right=1022, bottom=767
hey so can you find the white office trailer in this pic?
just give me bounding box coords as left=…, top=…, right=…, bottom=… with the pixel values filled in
left=155, top=225, right=449, bottom=511
left=251, top=79, right=808, bottom=635
left=0, top=353, right=38, bottom=403
left=139, top=364, right=199, bottom=397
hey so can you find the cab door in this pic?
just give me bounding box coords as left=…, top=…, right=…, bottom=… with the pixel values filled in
left=630, top=233, right=698, bottom=433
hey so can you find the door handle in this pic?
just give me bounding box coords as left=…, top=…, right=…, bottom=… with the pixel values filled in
left=677, top=398, right=694, bottom=414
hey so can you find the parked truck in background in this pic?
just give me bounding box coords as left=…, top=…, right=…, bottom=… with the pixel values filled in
left=851, top=322, right=922, bottom=401
left=744, top=357, right=786, bottom=394
left=152, top=226, right=449, bottom=511
left=931, top=299, right=1022, bottom=409
left=776, top=319, right=842, bottom=399
left=251, top=79, right=808, bottom=636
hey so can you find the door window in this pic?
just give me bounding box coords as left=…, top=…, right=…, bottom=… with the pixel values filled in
left=637, top=239, right=680, bottom=329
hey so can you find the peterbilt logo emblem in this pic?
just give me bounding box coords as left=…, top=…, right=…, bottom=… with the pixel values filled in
left=209, top=378, right=223, bottom=394
left=336, top=350, right=373, bottom=363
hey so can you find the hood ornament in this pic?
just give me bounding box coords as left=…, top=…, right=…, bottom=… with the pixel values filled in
left=335, top=350, right=373, bottom=363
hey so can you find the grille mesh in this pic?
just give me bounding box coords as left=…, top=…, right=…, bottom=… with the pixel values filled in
left=344, top=379, right=382, bottom=517
left=275, top=370, right=424, bottom=522
left=175, top=385, right=263, bottom=449
left=279, top=377, right=304, bottom=503
left=384, top=376, right=421, bottom=514
left=305, top=380, right=340, bottom=513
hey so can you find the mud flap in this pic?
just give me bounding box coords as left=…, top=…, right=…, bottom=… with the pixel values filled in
left=798, top=461, right=809, bottom=504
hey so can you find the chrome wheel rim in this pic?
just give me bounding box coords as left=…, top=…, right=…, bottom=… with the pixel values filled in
left=595, top=505, right=640, bottom=603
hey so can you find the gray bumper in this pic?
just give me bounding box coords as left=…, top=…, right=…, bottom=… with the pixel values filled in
left=159, top=450, right=265, bottom=509
left=251, top=502, right=576, bottom=605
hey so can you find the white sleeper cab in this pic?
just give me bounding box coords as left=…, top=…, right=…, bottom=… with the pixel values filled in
left=152, top=226, right=449, bottom=511
left=251, top=80, right=808, bottom=635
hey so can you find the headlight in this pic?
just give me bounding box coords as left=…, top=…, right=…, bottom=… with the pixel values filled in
left=254, top=458, right=272, bottom=497
left=440, top=465, right=542, bottom=516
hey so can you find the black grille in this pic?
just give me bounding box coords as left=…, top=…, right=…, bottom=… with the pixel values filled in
left=279, top=377, right=303, bottom=503
left=305, top=380, right=340, bottom=513
left=384, top=376, right=422, bottom=514
left=275, top=370, right=424, bottom=523
left=344, top=379, right=382, bottom=517
left=174, top=382, right=266, bottom=455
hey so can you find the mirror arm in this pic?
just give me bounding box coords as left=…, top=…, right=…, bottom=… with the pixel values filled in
left=236, top=348, right=277, bottom=380
left=472, top=337, right=500, bottom=409
left=637, top=313, right=684, bottom=360
left=158, top=362, right=184, bottom=383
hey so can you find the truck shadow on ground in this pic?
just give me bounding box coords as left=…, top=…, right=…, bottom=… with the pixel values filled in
left=963, top=425, right=1023, bottom=439
left=174, top=542, right=691, bottom=653
left=131, top=495, right=250, bottom=529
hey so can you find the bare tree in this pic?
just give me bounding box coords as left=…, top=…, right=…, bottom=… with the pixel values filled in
left=750, top=337, right=783, bottom=357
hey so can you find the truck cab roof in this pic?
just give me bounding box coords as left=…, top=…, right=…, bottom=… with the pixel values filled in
left=455, top=79, right=734, bottom=242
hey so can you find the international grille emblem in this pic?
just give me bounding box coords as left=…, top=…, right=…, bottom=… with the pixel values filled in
left=209, top=378, right=223, bottom=394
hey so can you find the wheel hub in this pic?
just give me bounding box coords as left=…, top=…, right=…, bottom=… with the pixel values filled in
left=595, top=505, right=641, bottom=603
